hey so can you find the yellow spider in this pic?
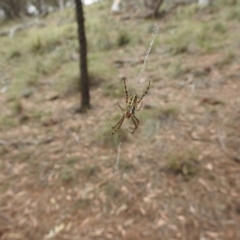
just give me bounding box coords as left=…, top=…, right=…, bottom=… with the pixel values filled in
left=109, top=77, right=150, bottom=135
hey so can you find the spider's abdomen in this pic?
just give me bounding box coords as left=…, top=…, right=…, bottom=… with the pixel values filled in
left=125, top=111, right=131, bottom=118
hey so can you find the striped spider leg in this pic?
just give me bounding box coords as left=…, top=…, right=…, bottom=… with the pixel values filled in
left=109, top=77, right=150, bottom=135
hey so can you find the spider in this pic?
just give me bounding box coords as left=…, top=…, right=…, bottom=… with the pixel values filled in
left=109, top=77, right=150, bottom=135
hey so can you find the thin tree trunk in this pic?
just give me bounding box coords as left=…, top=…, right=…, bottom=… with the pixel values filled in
left=36, top=0, right=43, bottom=14
left=111, top=0, right=121, bottom=13
left=59, top=0, right=65, bottom=11
left=143, top=0, right=163, bottom=17
left=75, top=0, right=90, bottom=111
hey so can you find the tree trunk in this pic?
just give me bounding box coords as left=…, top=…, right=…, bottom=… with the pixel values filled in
left=36, top=0, right=44, bottom=14
left=59, top=0, right=65, bottom=11
left=75, top=0, right=90, bottom=111
left=111, top=0, right=121, bottom=13
left=144, top=0, right=163, bottom=17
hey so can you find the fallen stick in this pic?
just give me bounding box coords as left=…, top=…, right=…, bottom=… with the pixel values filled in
left=0, top=19, right=45, bottom=38
left=217, top=126, right=240, bottom=163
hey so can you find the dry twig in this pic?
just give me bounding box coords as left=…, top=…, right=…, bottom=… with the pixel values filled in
left=217, top=126, right=240, bottom=163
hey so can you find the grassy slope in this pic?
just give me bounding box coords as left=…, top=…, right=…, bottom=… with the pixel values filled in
left=0, top=0, right=240, bottom=239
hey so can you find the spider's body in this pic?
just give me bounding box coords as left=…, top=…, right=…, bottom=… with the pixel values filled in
left=109, top=78, right=150, bottom=135
left=126, top=95, right=137, bottom=117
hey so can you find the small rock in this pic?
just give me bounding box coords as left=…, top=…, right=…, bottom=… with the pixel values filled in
left=22, top=88, right=33, bottom=98
left=144, top=104, right=153, bottom=109
left=46, top=92, right=59, bottom=101
left=198, top=0, right=213, bottom=6
left=0, top=86, right=8, bottom=94
left=19, top=115, right=29, bottom=123
left=42, top=118, right=59, bottom=127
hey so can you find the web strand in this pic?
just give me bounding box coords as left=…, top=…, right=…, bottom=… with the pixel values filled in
left=115, top=134, right=122, bottom=173
left=136, top=23, right=159, bottom=84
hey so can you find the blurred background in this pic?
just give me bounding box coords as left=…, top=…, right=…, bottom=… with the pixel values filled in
left=0, top=0, right=240, bottom=239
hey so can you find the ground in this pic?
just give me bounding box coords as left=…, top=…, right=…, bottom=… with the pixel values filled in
left=0, top=1, right=240, bottom=240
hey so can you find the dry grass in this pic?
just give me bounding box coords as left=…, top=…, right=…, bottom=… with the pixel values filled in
left=0, top=1, right=240, bottom=240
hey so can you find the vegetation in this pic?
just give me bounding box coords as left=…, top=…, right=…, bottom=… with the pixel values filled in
left=0, top=1, right=240, bottom=239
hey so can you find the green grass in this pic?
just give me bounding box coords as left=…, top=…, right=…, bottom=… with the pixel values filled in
left=159, top=3, right=239, bottom=55
left=140, top=105, right=179, bottom=138
left=59, top=166, right=77, bottom=184
left=80, top=165, right=99, bottom=179
left=161, top=21, right=227, bottom=55
left=72, top=199, right=91, bottom=211
left=117, top=30, right=131, bottom=47
left=226, top=6, right=240, bottom=21
left=102, top=81, right=125, bottom=98
left=54, top=52, right=115, bottom=96
left=87, top=24, right=135, bottom=52
left=173, top=3, right=200, bottom=21
left=166, top=150, right=200, bottom=179
left=0, top=146, right=9, bottom=157
left=99, top=127, right=128, bottom=148
left=166, top=60, right=189, bottom=79
left=0, top=116, right=17, bottom=130
left=0, top=0, right=239, bottom=120
left=88, top=52, right=117, bottom=81
left=11, top=98, right=23, bottom=115
left=119, top=159, right=135, bottom=172
left=215, top=50, right=236, bottom=68
left=0, top=13, right=153, bottom=100
left=0, top=22, right=79, bottom=98
left=64, top=156, right=80, bottom=165
left=104, top=182, right=122, bottom=200
left=54, top=61, right=79, bottom=96
left=85, top=4, right=155, bottom=52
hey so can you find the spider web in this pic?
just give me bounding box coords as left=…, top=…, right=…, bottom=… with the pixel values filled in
left=136, top=23, right=159, bottom=84
left=115, top=23, right=159, bottom=173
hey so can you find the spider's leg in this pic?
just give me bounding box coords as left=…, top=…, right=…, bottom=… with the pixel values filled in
left=132, top=115, right=140, bottom=129
left=123, top=77, right=128, bottom=103
left=126, top=118, right=138, bottom=134
left=137, top=81, right=150, bottom=104
left=136, top=101, right=143, bottom=111
left=110, top=114, right=125, bottom=135
left=117, top=102, right=124, bottom=111
left=127, top=115, right=139, bottom=134
left=111, top=114, right=125, bottom=130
